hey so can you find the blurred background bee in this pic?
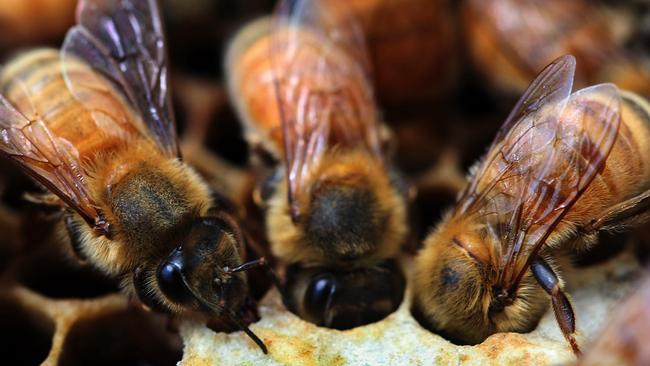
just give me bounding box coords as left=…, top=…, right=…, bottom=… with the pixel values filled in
left=226, top=0, right=409, bottom=329
left=462, top=0, right=650, bottom=99
left=413, top=55, right=650, bottom=355
left=334, top=0, right=458, bottom=109
left=0, top=0, right=268, bottom=353
left=0, top=0, right=77, bottom=51
left=579, top=272, right=650, bottom=365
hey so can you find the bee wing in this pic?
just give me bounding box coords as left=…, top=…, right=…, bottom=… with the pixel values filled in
left=456, top=55, right=621, bottom=290
left=61, top=0, right=178, bottom=157
left=271, top=0, right=382, bottom=219
left=0, top=95, right=100, bottom=227
left=458, top=55, right=576, bottom=209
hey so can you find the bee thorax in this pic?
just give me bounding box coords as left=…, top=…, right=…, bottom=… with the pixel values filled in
left=304, top=184, right=381, bottom=261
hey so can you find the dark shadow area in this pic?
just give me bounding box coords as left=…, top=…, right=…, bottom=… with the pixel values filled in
left=571, top=231, right=628, bottom=267
left=19, top=262, right=119, bottom=300
left=410, top=299, right=541, bottom=347
left=17, top=241, right=119, bottom=300
left=632, top=224, right=650, bottom=266
left=204, top=104, right=250, bottom=167
left=0, top=295, right=54, bottom=366
left=59, top=308, right=182, bottom=366
left=412, top=183, right=458, bottom=242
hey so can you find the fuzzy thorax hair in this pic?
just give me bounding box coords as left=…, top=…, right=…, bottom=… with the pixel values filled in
left=267, top=149, right=407, bottom=267
left=413, top=212, right=551, bottom=344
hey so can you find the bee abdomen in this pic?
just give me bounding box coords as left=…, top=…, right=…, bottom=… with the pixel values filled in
left=1, top=49, right=78, bottom=122
left=0, top=49, right=133, bottom=161
left=620, top=92, right=650, bottom=177
left=570, top=92, right=650, bottom=223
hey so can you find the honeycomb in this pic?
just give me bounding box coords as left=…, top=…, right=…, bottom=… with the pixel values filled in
left=1, top=0, right=649, bottom=365
left=179, top=251, right=644, bottom=366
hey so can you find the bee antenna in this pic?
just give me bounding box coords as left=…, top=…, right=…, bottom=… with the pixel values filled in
left=177, top=270, right=228, bottom=315
left=226, top=310, right=268, bottom=354
left=223, top=257, right=267, bottom=274
left=222, top=258, right=288, bottom=302
left=180, top=269, right=268, bottom=354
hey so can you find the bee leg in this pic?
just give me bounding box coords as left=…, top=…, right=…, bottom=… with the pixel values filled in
left=531, top=257, right=582, bottom=356
left=63, top=213, right=88, bottom=262
left=584, top=189, right=650, bottom=232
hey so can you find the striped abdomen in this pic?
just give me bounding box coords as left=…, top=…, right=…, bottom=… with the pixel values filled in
left=566, top=92, right=650, bottom=224
left=227, top=20, right=379, bottom=159
left=0, top=48, right=142, bottom=163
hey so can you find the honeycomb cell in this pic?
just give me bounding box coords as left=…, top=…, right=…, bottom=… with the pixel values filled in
left=633, top=223, right=650, bottom=265
left=572, top=231, right=628, bottom=267
left=58, top=308, right=182, bottom=366
left=205, top=105, right=250, bottom=166
left=18, top=258, right=119, bottom=300
left=412, top=183, right=458, bottom=241
left=0, top=295, right=54, bottom=366
left=392, top=119, right=447, bottom=174
left=0, top=223, right=14, bottom=273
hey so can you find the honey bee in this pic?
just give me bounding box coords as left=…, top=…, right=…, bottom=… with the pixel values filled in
left=413, top=55, right=650, bottom=355
left=463, top=0, right=650, bottom=98
left=0, top=0, right=267, bottom=353
left=226, top=0, right=408, bottom=328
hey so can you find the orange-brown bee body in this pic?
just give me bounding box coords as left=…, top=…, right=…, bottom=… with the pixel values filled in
left=227, top=0, right=408, bottom=329
left=265, top=149, right=407, bottom=267
left=226, top=18, right=284, bottom=159
left=227, top=18, right=407, bottom=268
left=561, top=92, right=650, bottom=231
left=0, top=0, right=77, bottom=47
left=413, top=55, right=650, bottom=354
left=0, top=50, right=135, bottom=163
left=0, top=0, right=267, bottom=353
left=463, top=0, right=650, bottom=97
left=0, top=49, right=217, bottom=281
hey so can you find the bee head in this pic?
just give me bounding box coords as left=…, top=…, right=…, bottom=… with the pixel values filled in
left=147, top=216, right=269, bottom=353
left=284, top=261, right=405, bottom=329
left=155, top=216, right=247, bottom=315
left=413, top=221, right=548, bottom=344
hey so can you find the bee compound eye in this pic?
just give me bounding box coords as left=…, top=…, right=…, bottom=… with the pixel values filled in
left=157, top=261, right=194, bottom=305
left=304, top=274, right=338, bottom=321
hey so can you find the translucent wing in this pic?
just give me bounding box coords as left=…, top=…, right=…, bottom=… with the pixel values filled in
left=271, top=0, right=382, bottom=220
left=458, top=55, right=577, bottom=206
left=0, top=96, right=106, bottom=231
left=456, top=55, right=621, bottom=291
left=61, top=0, right=178, bottom=157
